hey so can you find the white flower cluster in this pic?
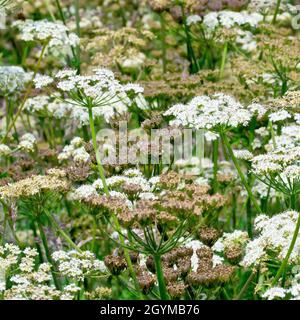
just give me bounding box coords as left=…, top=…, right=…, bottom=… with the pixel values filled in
left=0, top=243, right=21, bottom=273
left=33, top=74, right=54, bottom=89
left=242, top=211, right=300, bottom=268
left=24, top=95, right=74, bottom=119
left=265, top=125, right=300, bottom=152
left=251, top=145, right=300, bottom=191
left=55, top=68, right=143, bottom=124
left=186, top=15, right=202, bottom=26
left=233, top=149, right=253, bottom=161
left=164, top=93, right=253, bottom=132
left=58, top=137, right=90, bottom=164
left=236, top=30, right=257, bottom=52
left=213, top=230, right=249, bottom=253
left=120, top=52, right=146, bottom=71
left=203, top=10, right=263, bottom=31
left=52, top=250, right=107, bottom=281
left=269, top=110, right=291, bottom=123
left=261, top=271, right=300, bottom=300
left=262, top=287, right=287, bottom=300
left=12, top=19, right=79, bottom=49
left=0, top=245, right=84, bottom=300
left=0, top=66, right=32, bottom=95
left=0, top=144, right=11, bottom=156
left=93, top=168, right=153, bottom=193
left=18, top=133, right=37, bottom=152
left=69, top=169, right=158, bottom=204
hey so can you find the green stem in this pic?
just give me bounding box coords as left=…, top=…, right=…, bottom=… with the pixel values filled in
left=232, top=193, right=237, bottom=229
left=181, top=5, right=198, bottom=74
left=0, top=201, right=23, bottom=247
left=272, top=0, right=282, bottom=24
left=290, top=193, right=296, bottom=210
left=55, top=0, right=66, bottom=24
left=54, top=0, right=80, bottom=72
left=212, top=138, right=219, bottom=193
left=272, top=210, right=300, bottom=285
left=36, top=218, right=61, bottom=290
left=246, top=197, right=252, bottom=238
left=234, top=270, right=256, bottom=300
left=269, top=121, right=277, bottom=149
left=197, top=129, right=205, bottom=174
left=2, top=214, right=7, bottom=245
left=74, top=0, right=81, bottom=71
left=87, top=107, right=141, bottom=297
left=246, top=172, right=254, bottom=238
left=45, top=211, right=82, bottom=253
left=221, top=132, right=262, bottom=214
left=153, top=254, right=169, bottom=300
left=112, top=215, right=143, bottom=299
left=160, top=14, right=167, bottom=73
left=88, top=107, right=109, bottom=195
left=219, top=42, right=228, bottom=78
left=1, top=41, right=49, bottom=144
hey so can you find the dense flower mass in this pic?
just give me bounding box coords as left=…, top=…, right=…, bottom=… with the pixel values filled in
left=242, top=211, right=300, bottom=267
left=12, top=20, right=79, bottom=49
left=1, top=0, right=300, bottom=302
left=0, top=66, right=32, bottom=95
left=164, top=93, right=254, bottom=132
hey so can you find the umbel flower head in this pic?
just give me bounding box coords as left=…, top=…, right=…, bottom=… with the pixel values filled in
left=164, top=93, right=253, bottom=133
left=12, top=19, right=79, bottom=49
left=0, top=172, right=70, bottom=200
left=251, top=145, right=300, bottom=195
left=241, top=211, right=300, bottom=268
left=0, top=66, right=32, bottom=96
left=53, top=68, right=143, bottom=124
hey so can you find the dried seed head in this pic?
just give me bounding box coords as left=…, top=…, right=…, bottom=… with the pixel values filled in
left=199, top=227, right=220, bottom=247
left=224, top=244, right=243, bottom=264
left=148, top=0, right=171, bottom=12
left=65, top=165, right=90, bottom=182
left=158, top=171, right=182, bottom=189
left=177, top=257, right=191, bottom=276
left=169, top=6, right=183, bottom=24
left=104, top=255, right=127, bottom=275
left=85, top=287, right=112, bottom=300
left=163, top=267, right=180, bottom=284
left=196, top=247, right=213, bottom=260
left=214, top=265, right=236, bottom=283
left=137, top=271, right=156, bottom=294
left=167, top=282, right=187, bottom=299
left=122, top=183, right=142, bottom=198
